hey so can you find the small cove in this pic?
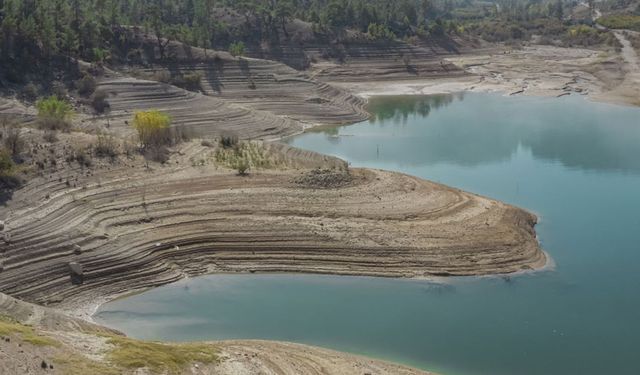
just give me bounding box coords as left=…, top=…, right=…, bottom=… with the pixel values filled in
left=95, top=93, right=640, bottom=375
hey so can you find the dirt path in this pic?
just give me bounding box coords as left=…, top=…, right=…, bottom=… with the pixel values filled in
left=593, top=31, right=640, bottom=105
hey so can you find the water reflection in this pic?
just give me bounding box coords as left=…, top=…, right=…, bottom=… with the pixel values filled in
left=296, top=93, right=640, bottom=173
left=368, top=93, right=461, bottom=124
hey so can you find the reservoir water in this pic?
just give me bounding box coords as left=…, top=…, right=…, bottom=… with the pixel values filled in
left=95, top=93, right=640, bottom=375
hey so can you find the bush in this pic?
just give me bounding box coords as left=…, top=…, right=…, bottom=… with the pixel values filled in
left=43, top=130, right=58, bottom=143
left=171, top=73, right=202, bottom=91
left=68, top=147, right=92, bottom=168
left=598, top=15, right=640, bottom=31
left=19, top=83, right=39, bottom=102
left=131, top=110, right=172, bottom=148
left=1, top=122, right=24, bottom=158
left=153, top=70, right=172, bottom=83
left=36, top=96, right=74, bottom=131
left=367, top=23, right=396, bottom=40
left=229, top=41, right=246, bottom=57
left=90, top=90, right=110, bottom=114
left=0, top=148, right=20, bottom=189
left=94, top=133, right=119, bottom=158
left=76, top=75, right=97, bottom=97
left=232, top=156, right=249, bottom=175
left=219, top=134, right=238, bottom=149
left=51, top=81, right=68, bottom=100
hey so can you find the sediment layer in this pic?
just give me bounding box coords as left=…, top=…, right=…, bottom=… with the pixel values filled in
left=0, top=138, right=544, bottom=313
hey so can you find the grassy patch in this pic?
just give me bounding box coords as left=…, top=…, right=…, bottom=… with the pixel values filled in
left=106, top=336, right=217, bottom=374
left=54, top=355, right=120, bottom=375
left=598, top=15, right=640, bottom=31
left=214, top=141, right=277, bottom=172
left=0, top=315, right=59, bottom=347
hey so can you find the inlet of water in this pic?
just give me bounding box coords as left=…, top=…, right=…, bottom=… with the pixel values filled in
left=96, top=93, right=640, bottom=375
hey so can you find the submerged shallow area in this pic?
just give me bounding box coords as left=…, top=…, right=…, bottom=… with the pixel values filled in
left=96, top=93, right=640, bottom=375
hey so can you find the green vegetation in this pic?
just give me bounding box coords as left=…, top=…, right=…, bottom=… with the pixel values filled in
left=0, top=0, right=621, bottom=85
left=0, top=148, right=20, bottom=188
left=171, top=72, right=203, bottom=91
left=131, top=110, right=172, bottom=149
left=36, top=96, right=75, bottom=131
left=598, top=15, right=640, bottom=31
left=0, top=316, right=59, bottom=347
left=106, top=335, right=217, bottom=374
left=229, top=41, right=246, bottom=57
left=54, top=356, right=120, bottom=375
left=215, top=141, right=273, bottom=174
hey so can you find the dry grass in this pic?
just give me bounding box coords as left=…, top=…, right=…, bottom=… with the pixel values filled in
left=0, top=315, right=59, bottom=347
left=106, top=335, right=218, bottom=374
left=54, top=355, right=121, bottom=375
left=214, top=141, right=281, bottom=172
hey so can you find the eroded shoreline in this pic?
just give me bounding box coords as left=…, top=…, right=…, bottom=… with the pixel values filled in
left=4, top=34, right=639, bottom=373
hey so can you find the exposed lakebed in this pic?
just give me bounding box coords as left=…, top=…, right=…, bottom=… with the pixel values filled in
left=96, top=93, right=640, bottom=375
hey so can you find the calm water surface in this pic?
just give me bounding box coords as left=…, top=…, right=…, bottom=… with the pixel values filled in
left=96, top=93, right=640, bottom=375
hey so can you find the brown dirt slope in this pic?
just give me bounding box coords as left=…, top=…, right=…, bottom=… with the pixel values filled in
left=0, top=133, right=544, bottom=314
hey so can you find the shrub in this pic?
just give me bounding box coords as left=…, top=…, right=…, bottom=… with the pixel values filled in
left=94, top=133, right=119, bottom=158
left=232, top=156, right=249, bottom=175
left=219, top=134, right=238, bottom=149
left=69, top=147, right=92, bottom=168
left=367, top=23, right=396, bottom=40
left=131, top=110, right=172, bottom=148
left=19, top=83, right=39, bottom=102
left=153, top=70, right=172, bottom=83
left=0, top=148, right=20, bottom=189
left=43, top=130, right=58, bottom=143
left=229, top=41, right=246, bottom=57
left=36, top=96, right=74, bottom=131
left=76, top=75, right=97, bottom=97
left=1, top=122, right=24, bottom=158
left=171, top=73, right=202, bottom=91
left=90, top=90, right=110, bottom=114
left=51, top=81, right=68, bottom=100
left=598, top=15, right=640, bottom=31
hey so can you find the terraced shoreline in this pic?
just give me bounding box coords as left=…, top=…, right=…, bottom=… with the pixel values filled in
left=0, top=134, right=545, bottom=315
left=0, top=38, right=551, bottom=375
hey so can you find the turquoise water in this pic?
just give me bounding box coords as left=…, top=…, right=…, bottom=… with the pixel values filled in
left=95, top=93, right=640, bottom=375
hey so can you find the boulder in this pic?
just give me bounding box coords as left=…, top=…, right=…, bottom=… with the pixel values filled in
left=72, top=244, right=82, bottom=255
left=68, top=262, right=84, bottom=285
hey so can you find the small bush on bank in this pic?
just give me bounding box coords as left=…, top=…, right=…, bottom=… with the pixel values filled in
left=0, top=148, right=20, bottom=189
left=94, top=133, right=119, bottom=158
left=19, top=83, right=39, bottom=102
left=43, top=130, right=58, bottom=143
left=219, top=134, right=238, bottom=149
left=171, top=73, right=202, bottom=91
left=76, top=75, right=97, bottom=97
left=51, top=81, right=68, bottom=100
left=90, top=90, right=110, bottom=114
left=131, top=110, right=172, bottom=149
left=229, top=41, right=246, bottom=57
left=131, top=110, right=194, bottom=163
left=36, top=96, right=74, bottom=131
left=1, top=121, right=25, bottom=159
